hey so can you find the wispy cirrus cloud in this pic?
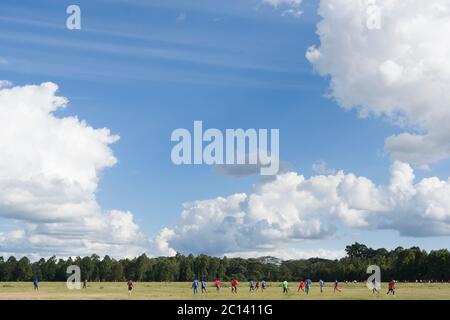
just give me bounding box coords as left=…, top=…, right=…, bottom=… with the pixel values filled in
left=262, top=0, right=303, bottom=17
left=262, top=0, right=303, bottom=8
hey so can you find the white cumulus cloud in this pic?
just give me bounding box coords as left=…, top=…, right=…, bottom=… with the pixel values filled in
left=0, top=82, right=149, bottom=258
left=306, top=0, right=450, bottom=166
left=155, top=161, right=450, bottom=257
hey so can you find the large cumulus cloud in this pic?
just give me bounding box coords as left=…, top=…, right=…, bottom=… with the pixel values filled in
left=0, top=82, right=148, bottom=257
left=306, top=0, right=450, bottom=166
left=155, top=161, right=450, bottom=256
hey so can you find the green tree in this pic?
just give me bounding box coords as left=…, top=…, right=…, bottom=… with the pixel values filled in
left=99, top=256, right=113, bottom=281
left=14, top=257, right=32, bottom=281
left=111, top=261, right=124, bottom=281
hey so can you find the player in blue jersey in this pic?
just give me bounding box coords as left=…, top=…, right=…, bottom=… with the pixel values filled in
left=192, top=279, right=199, bottom=295
left=305, top=278, right=312, bottom=294
left=201, top=280, right=207, bottom=294
left=249, top=280, right=255, bottom=292
left=33, top=279, right=39, bottom=291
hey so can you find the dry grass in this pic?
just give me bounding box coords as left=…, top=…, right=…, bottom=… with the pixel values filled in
left=0, top=282, right=449, bottom=300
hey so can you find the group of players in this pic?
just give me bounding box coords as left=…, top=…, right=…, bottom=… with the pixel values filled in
left=191, top=278, right=347, bottom=295
left=29, top=277, right=397, bottom=296
left=190, top=278, right=263, bottom=294
left=191, top=278, right=397, bottom=296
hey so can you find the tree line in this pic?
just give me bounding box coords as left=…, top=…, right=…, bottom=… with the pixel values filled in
left=0, top=243, right=449, bottom=282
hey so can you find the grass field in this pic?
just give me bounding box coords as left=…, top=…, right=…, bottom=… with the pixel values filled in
left=0, top=282, right=449, bottom=300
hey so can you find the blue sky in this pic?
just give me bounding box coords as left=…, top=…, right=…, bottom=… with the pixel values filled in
left=1, top=0, right=449, bottom=259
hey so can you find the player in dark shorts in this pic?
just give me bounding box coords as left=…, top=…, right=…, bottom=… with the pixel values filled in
left=305, top=278, right=312, bottom=294
left=282, top=280, right=289, bottom=294
left=231, top=279, right=239, bottom=294
left=127, top=280, right=134, bottom=295
left=249, top=280, right=255, bottom=292
left=334, top=280, right=342, bottom=293
left=33, top=279, right=39, bottom=291
left=387, top=280, right=396, bottom=295
left=319, top=280, right=325, bottom=293
left=83, top=279, right=88, bottom=289
left=261, top=280, right=267, bottom=291
left=298, top=280, right=305, bottom=292
left=255, top=281, right=260, bottom=291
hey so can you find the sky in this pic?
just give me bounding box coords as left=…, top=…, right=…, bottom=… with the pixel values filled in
left=1, top=0, right=450, bottom=260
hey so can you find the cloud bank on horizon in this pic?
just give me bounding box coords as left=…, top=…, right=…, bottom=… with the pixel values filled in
left=1, top=0, right=450, bottom=260
left=156, top=161, right=450, bottom=257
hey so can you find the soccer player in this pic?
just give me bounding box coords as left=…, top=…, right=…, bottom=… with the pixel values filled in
left=127, top=280, right=134, bottom=296
left=305, top=278, right=312, bottom=295
left=249, top=280, right=255, bottom=292
left=215, top=279, right=221, bottom=293
left=255, top=281, right=260, bottom=291
left=201, top=280, right=207, bottom=294
left=297, top=280, right=305, bottom=292
left=387, top=280, right=396, bottom=295
left=231, top=279, right=239, bottom=294
left=334, top=280, right=342, bottom=293
left=192, top=279, right=199, bottom=295
left=261, top=280, right=267, bottom=291
left=282, top=280, right=289, bottom=294
left=33, top=279, right=39, bottom=291
left=83, top=279, right=88, bottom=289
left=319, top=279, right=325, bottom=293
